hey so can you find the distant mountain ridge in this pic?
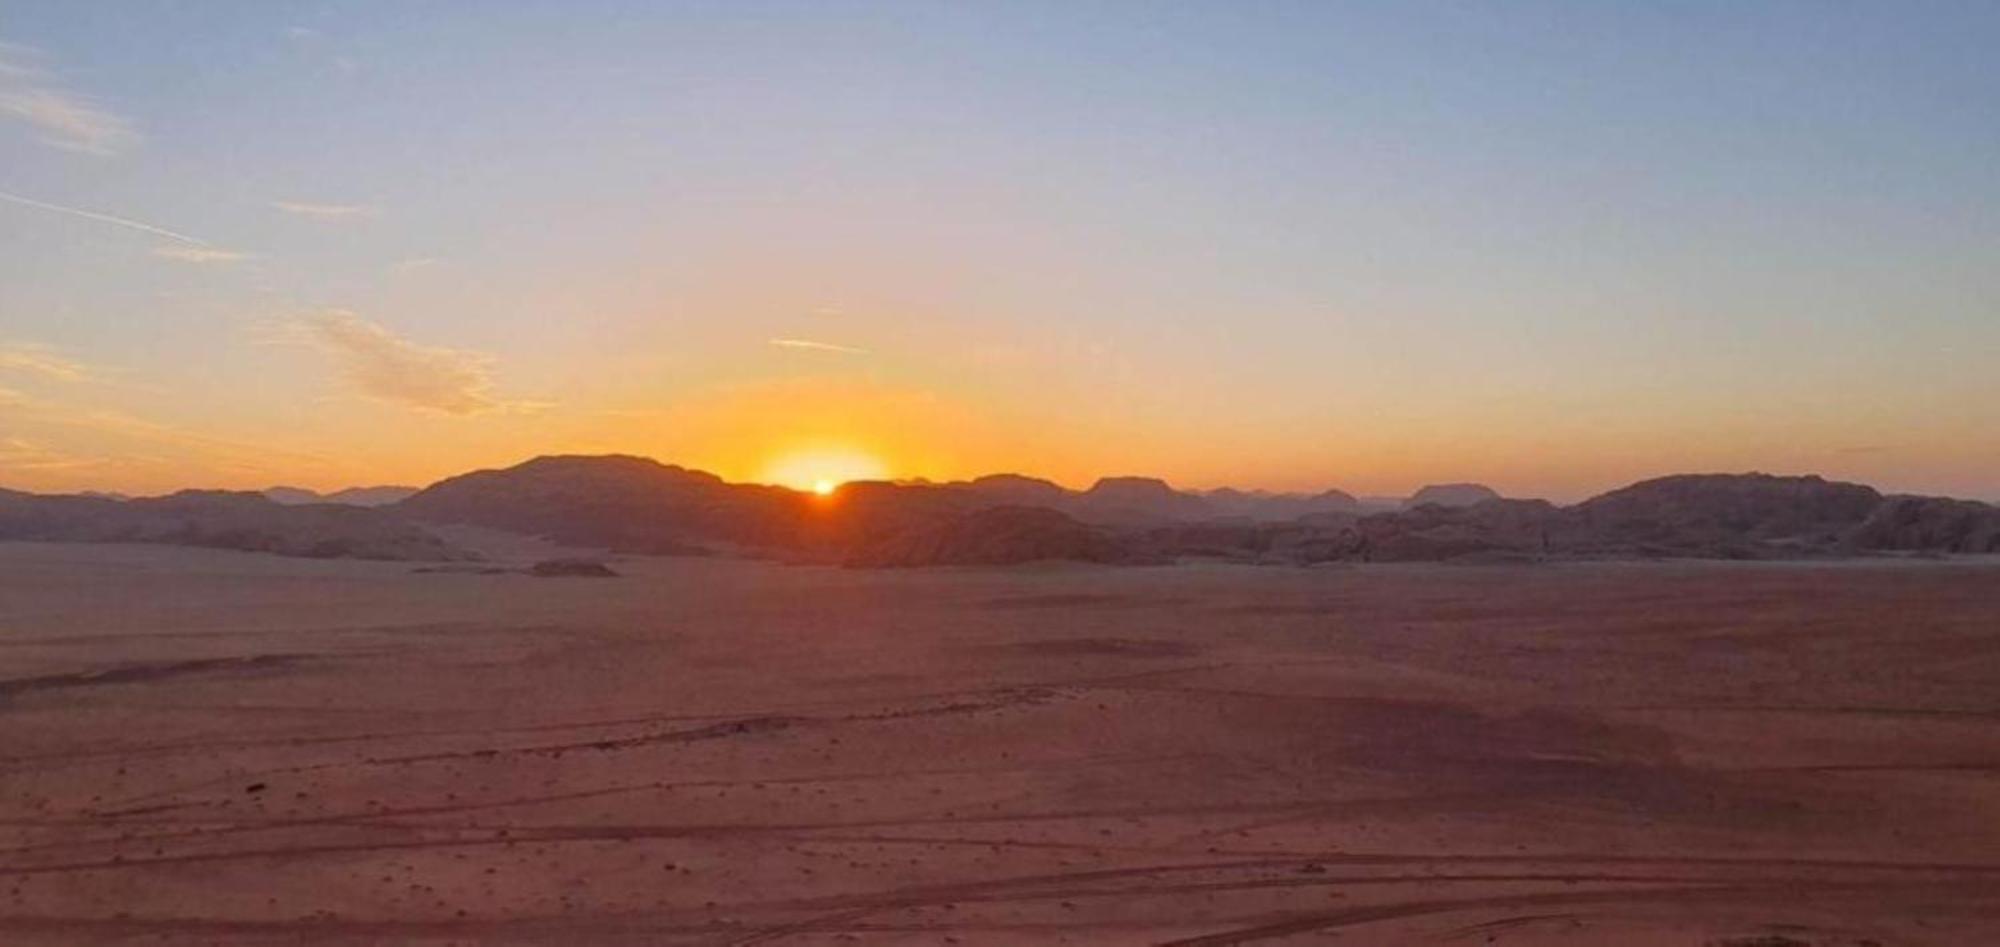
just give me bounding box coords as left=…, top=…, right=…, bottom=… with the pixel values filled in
left=4, top=457, right=1996, bottom=566
left=265, top=485, right=420, bottom=507
left=0, top=488, right=465, bottom=561
left=1403, top=483, right=1503, bottom=509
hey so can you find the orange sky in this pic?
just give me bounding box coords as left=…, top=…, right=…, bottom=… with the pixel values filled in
left=2, top=5, right=1995, bottom=503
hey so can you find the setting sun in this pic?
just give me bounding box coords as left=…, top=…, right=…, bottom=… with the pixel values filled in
left=759, top=447, right=889, bottom=494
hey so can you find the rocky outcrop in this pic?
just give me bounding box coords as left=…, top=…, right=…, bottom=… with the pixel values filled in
left=1573, top=473, right=1881, bottom=555
left=844, top=506, right=1127, bottom=567
left=529, top=558, right=620, bottom=577
left=17, top=460, right=1992, bottom=568
left=1204, top=487, right=1361, bottom=520
left=398, top=454, right=809, bottom=554
left=266, top=485, right=418, bottom=507
left=954, top=474, right=1069, bottom=509
left=0, top=488, right=468, bottom=561
left=1070, top=476, right=1213, bottom=525
left=1846, top=495, right=2000, bottom=554
left=1403, top=483, right=1503, bottom=509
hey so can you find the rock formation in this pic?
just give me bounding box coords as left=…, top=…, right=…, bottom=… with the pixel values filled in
left=0, top=488, right=467, bottom=561
left=1846, top=495, right=2000, bottom=554
left=266, top=485, right=419, bottom=507
left=1403, top=483, right=1503, bottom=509
left=844, top=506, right=1126, bottom=567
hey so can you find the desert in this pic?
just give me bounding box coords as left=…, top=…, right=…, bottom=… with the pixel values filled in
left=5, top=4, right=1996, bottom=943
left=4, top=537, right=1999, bottom=945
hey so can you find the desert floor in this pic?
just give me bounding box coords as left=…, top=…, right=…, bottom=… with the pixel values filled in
left=2, top=542, right=1999, bottom=945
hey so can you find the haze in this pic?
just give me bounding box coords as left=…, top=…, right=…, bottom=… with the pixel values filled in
left=3, top=2, right=1996, bottom=501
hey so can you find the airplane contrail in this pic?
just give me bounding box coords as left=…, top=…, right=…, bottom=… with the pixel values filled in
left=769, top=337, right=869, bottom=355
left=0, top=189, right=207, bottom=245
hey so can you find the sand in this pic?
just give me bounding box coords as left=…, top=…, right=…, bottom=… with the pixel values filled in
left=3, top=540, right=1999, bottom=945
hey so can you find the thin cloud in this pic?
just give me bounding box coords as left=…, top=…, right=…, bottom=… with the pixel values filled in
left=153, top=245, right=251, bottom=265
left=0, top=189, right=206, bottom=245
left=0, top=436, right=95, bottom=473
left=294, top=310, right=501, bottom=415
left=272, top=200, right=376, bottom=219
left=390, top=256, right=441, bottom=274
left=769, top=338, right=869, bottom=355
left=0, top=42, right=37, bottom=80
left=0, top=42, right=139, bottom=156
left=0, top=343, right=94, bottom=383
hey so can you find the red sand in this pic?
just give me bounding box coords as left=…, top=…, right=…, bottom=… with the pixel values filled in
left=3, top=541, right=1999, bottom=945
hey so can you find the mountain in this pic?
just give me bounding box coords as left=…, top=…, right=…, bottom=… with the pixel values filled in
left=10, top=459, right=1994, bottom=568
left=397, top=454, right=810, bottom=554
left=1070, top=476, right=1214, bottom=525
left=1203, top=487, right=1361, bottom=521
left=952, top=473, right=1069, bottom=508
left=1846, top=495, right=2000, bottom=554
left=266, top=485, right=420, bottom=507
left=1573, top=473, right=1881, bottom=555
left=1403, top=483, right=1503, bottom=509
left=0, top=488, right=467, bottom=561
left=844, top=505, right=1126, bottom=567
left=1140, top=474, right=1988, bottom=564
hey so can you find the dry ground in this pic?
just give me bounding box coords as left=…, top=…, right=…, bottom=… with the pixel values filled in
left=3, top=541, right=1999, bottom=945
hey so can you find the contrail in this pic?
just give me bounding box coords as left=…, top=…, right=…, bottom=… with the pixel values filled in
left=769, top=338, right=869, bottom=355
left=0, top=189, right=207, bottom=245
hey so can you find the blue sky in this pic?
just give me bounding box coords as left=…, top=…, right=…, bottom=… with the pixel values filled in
left=1, top=2, right=1995, bottom=498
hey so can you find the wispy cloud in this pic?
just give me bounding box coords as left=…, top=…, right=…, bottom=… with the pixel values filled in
left=0, top=42, right=139, bottom=156
left=153, top=245, right=251, bottom=265
left=272, top=200, right=376, bottom=220
left=0, top=189, right=206, bottom=245
left=390, top=256, right=441, bottom=274
left=0, top=343, right=95, bottom=383
left=769, top=338, right=869, bottom=355
left=290, top=310, right=503, bottom=415
left=0, top=436, right=95, bottom=473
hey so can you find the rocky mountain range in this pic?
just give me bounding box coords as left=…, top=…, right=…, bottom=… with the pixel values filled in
left=264, top=485, right=420, bottom=507
left=0, top=488, right=465, bottom=561
left=3, top=457, right=1996, bottom=566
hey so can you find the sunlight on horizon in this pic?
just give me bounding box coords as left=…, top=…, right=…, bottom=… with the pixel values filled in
left=759, top=447, right=890, bottom=494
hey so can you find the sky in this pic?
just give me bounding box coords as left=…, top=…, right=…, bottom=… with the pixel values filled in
left=1, top=1, right=1995, bottom=501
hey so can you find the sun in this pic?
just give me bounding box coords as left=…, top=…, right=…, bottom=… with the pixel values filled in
left=760, top=446, right=890, bottom=494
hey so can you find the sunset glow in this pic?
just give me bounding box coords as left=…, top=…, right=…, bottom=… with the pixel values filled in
left=0, top=5, right=1993, bottom=504
left=759, top=447, right=889, bottom=494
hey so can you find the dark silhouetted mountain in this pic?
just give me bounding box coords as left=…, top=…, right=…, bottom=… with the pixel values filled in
left=1203, top=487, right=1361, bottom=520
left=1351, top=499, right=1573, bottom=562
left=1403, top=483, right=1503, bottom=509
left=13, top=459, right=1994, bottom=567
left=1070, top=476, right=1213, bottom=525
left=529, top=557, right=620, bottom=577
left=1846, top=495, right=2000, bottom=554
left=844, top=505, right=1126, bottom=567
left=266, top=485, right=419, bottom=507
left=0, top=488, right=466, bottom=560
left=1573, top=473, right=1881, bottom=555
left=953, top=473, right=1069, bottom=508
left=398, top=454, right=809, bottom=554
